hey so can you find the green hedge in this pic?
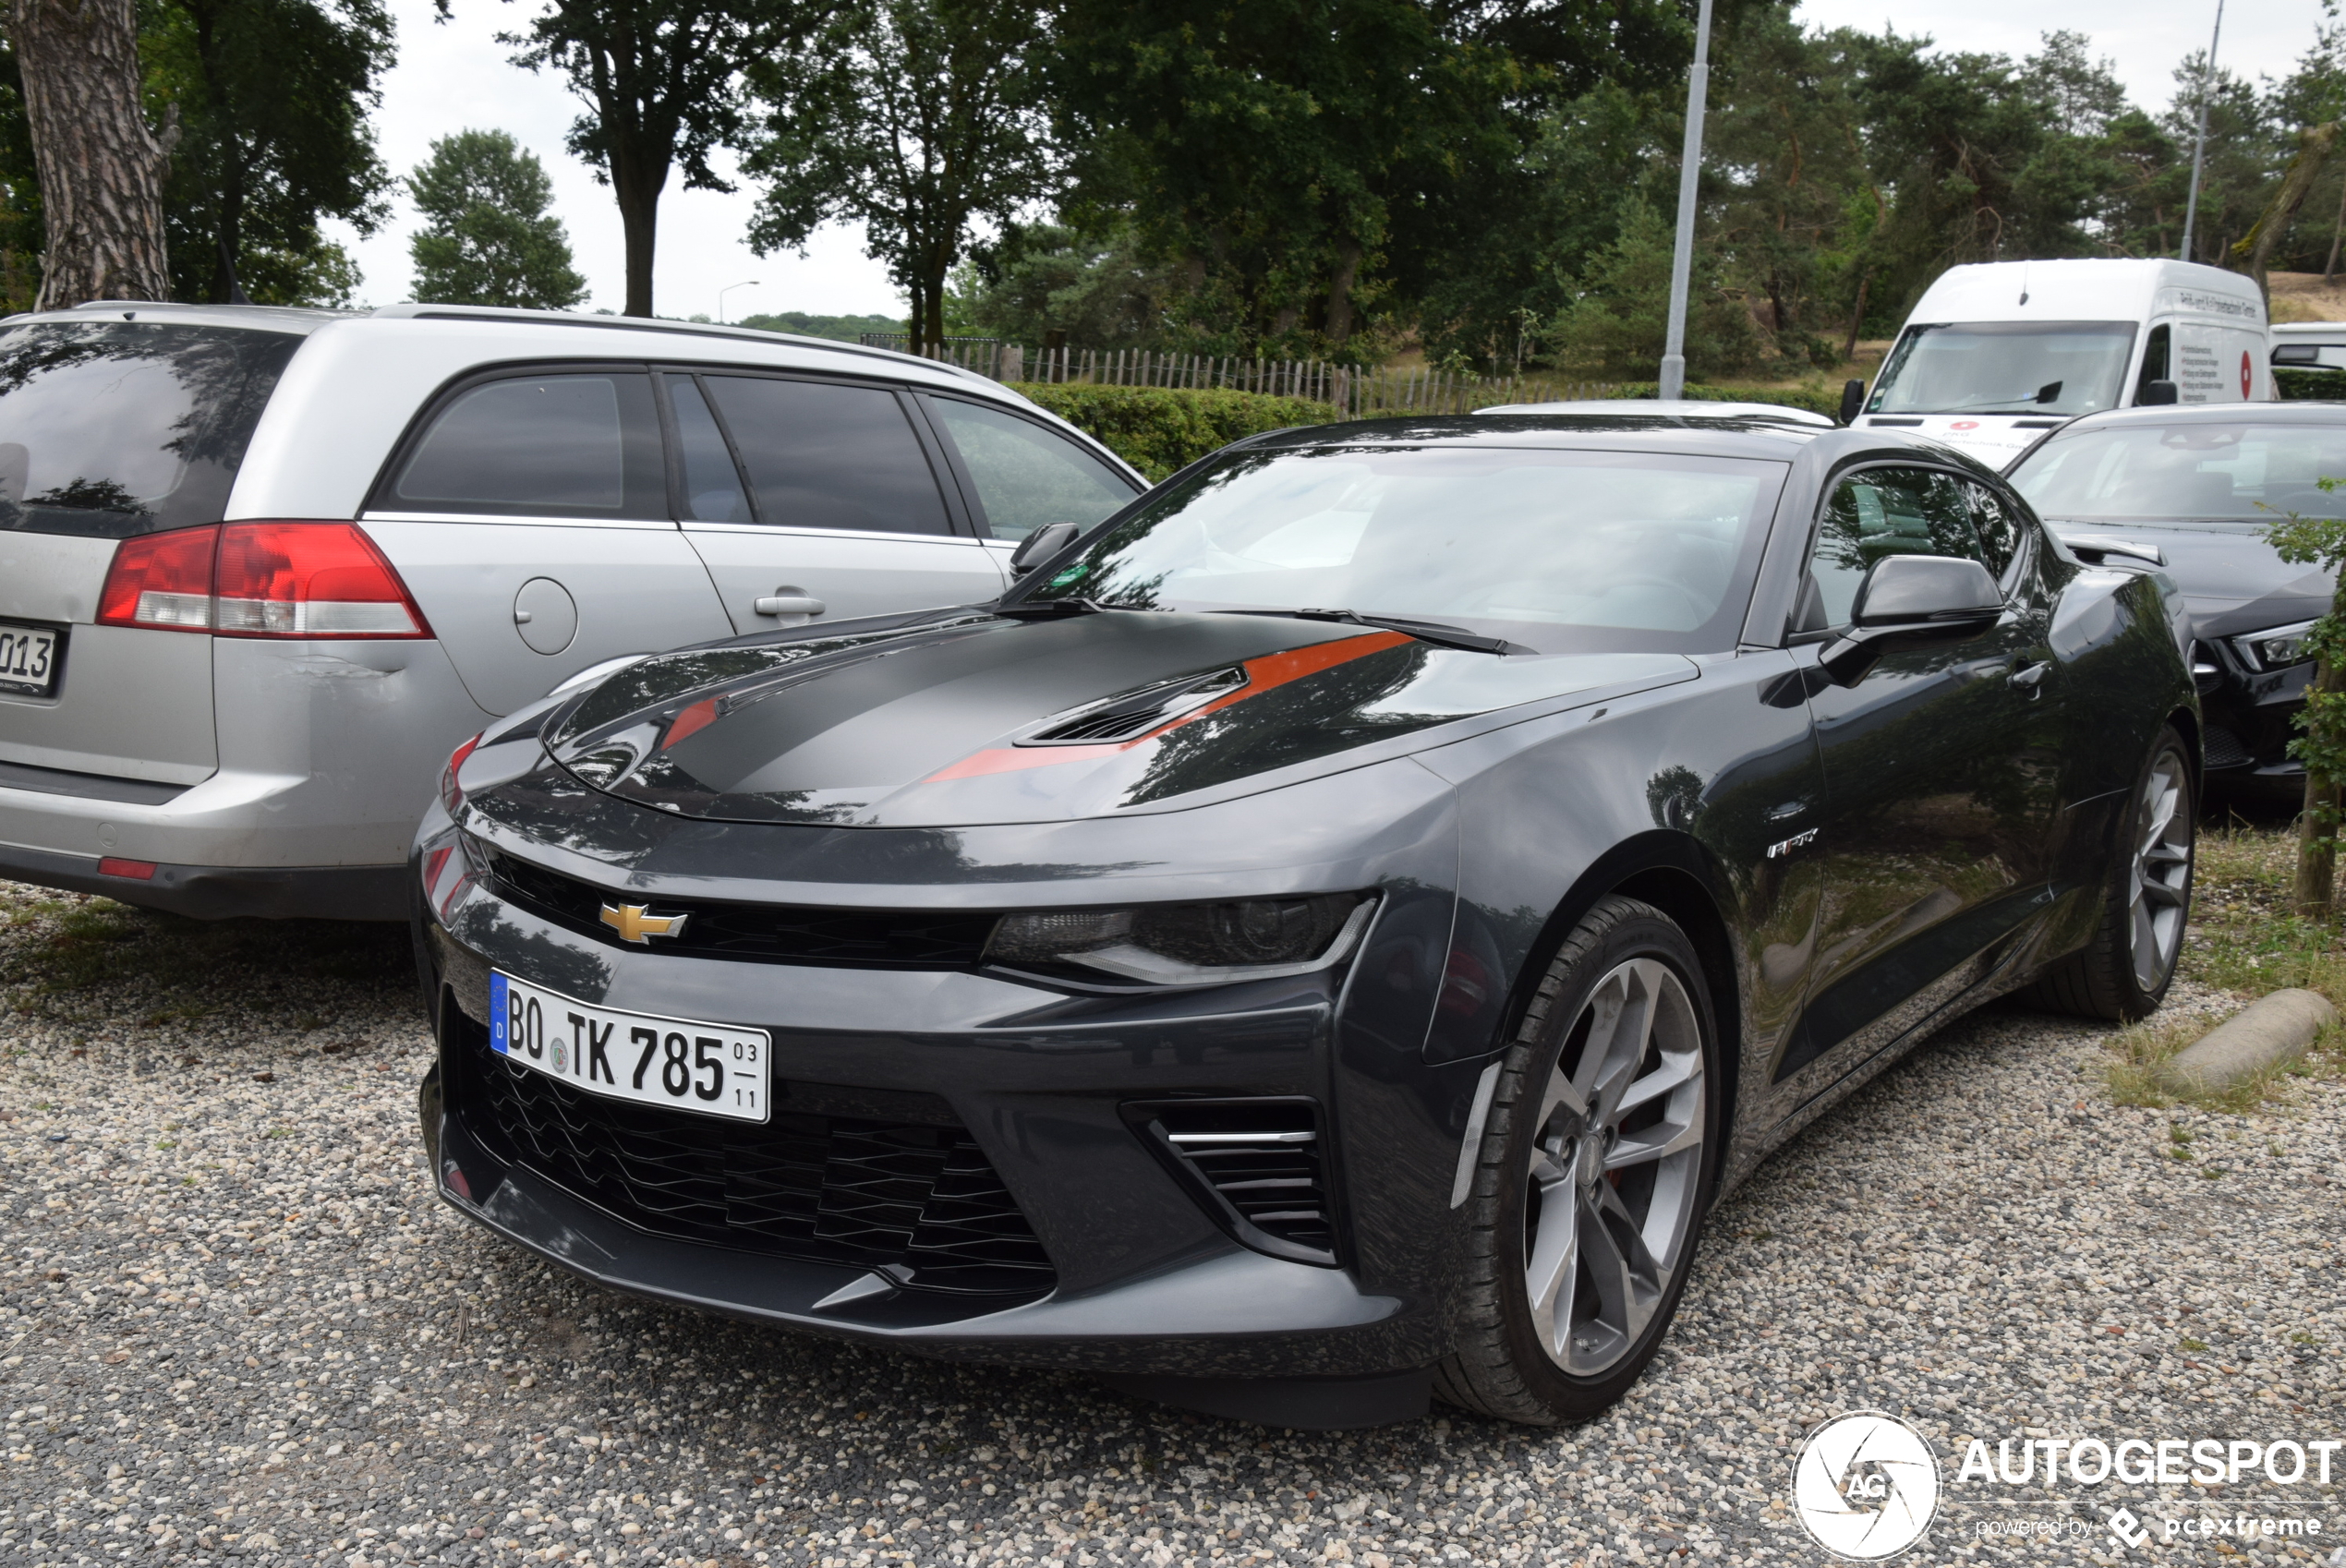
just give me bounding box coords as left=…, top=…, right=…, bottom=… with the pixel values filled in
left=2275, top=365, right=2346, bottom=401
left=1010, top=383, right=1338, bottom=480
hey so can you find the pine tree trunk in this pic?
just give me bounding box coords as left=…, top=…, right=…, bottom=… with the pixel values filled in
left=10, top=0, right=172, bottom=308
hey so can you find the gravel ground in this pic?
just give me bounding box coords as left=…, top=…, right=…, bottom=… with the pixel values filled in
left=0, top=876, right=2340, bottom=1568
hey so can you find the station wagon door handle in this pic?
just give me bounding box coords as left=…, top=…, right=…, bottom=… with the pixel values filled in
left=2007, top=660, right=2050, bottom=690
left=753, top=595, right=827, bottom=618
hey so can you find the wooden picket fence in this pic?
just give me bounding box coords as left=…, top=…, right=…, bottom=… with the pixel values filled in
left=861, top=335, right=1624, bottom=416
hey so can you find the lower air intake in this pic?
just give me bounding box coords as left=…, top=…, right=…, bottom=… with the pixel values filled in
left=1127, top=1097, right=1338, bottom=1267
left=448, top=1008, right=1054, bottom=1300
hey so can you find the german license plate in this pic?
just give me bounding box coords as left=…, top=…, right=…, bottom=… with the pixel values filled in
left=489, top=971, right=770, bottom=1123
left=0, top=620, right=61, bottom=698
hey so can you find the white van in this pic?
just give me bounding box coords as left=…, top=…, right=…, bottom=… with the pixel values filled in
left=1857, top=259, right=2271, bottom=466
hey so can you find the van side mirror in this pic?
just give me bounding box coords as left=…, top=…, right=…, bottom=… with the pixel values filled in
left=1838, top=379, right=1865, bottom=426
left=2136, top=379, right=2179, bottom=406
left=1818, top=554, right=2003, bottom=685
left=1009, top=521, right=1082, bottom=576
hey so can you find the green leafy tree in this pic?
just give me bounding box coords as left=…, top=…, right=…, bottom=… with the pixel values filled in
left=1042, top=0, right=1687, bottom=364
left=142, top=0, right=394, bottom=306
left=1549, top=199, right=1765, bottom=379
left=461, top=0, right=810, bottom=319
left=408, top=128, right=586, bottom=307
left=950, top=220, right=1182, bottom=349
left=743, top=0, right=1056, bottom=352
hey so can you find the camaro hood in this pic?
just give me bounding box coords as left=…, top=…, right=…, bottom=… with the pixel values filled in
left=541, top=610, right=1696, bottom=827
left=2045, top=520, right=2334, bottom=638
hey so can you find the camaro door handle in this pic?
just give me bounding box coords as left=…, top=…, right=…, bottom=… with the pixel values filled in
left=2008, top=660, right=2050, bottom=690
left=753, top=595, right=826, bottom=617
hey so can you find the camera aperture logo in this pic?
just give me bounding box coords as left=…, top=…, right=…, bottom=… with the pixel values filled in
left=1792, top=1412, right=1941, bottom=1559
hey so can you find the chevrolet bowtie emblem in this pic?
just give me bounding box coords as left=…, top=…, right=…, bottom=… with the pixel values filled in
left=599, top=902, right=689, bottom=944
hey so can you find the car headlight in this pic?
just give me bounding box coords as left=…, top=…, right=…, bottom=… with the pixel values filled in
left=985, top=892, right=1376, bottom=986
left=2233, top=620, right=2319, bottom=671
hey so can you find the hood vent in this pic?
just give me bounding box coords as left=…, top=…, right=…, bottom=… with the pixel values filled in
left=1021, top=666, right=1248, bottom=746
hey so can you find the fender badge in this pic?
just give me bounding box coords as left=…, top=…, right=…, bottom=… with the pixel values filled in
left=1766, top=828, right=1819, bottom=859
left=600, top=903, right=690, bottom=944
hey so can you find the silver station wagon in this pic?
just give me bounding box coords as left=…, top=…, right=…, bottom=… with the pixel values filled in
left=0, top=302, right=1142, bottom=919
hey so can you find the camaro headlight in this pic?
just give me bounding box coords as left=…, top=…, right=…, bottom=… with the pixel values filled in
left=2234, top=620, right=2318, bottom=671
left=985, top=892, right=1377, bottom=985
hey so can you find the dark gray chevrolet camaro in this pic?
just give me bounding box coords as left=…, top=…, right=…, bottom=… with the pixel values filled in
left=411, top=413, right=2198, bottom=1429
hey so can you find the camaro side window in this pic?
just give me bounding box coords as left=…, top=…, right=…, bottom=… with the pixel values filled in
left=1808, top=467, right=1989, bottom=626
left=1965, top=483, right=2026, bottom=586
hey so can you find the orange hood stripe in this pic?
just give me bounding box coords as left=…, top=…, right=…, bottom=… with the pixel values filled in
left=920, top=629, right=1411, bottom=783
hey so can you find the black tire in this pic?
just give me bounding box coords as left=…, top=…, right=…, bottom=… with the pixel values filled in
left=1433, top=896, right=1722, bottom=1425
left=2021, top=725, right=2195, bottom=1021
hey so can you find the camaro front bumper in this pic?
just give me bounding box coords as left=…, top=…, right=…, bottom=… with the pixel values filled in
left=411, top=801, right=1490, bottom=1423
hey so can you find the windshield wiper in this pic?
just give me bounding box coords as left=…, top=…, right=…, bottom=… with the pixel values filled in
left=1214, top=608, right=1525, bottom=655
left=1921, top=380, right=2070, bottom=415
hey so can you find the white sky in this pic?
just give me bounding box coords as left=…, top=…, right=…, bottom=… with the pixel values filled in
left=331, top=0, right=2332, bottom=319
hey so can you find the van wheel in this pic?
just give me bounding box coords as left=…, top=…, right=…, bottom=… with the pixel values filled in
left=2022, top=726, right=2195, bottom=1021
left=1433, top=896, right=1720, bottom=1425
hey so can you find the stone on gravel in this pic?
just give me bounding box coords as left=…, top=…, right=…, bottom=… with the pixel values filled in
left=2159, top=985, right=2337, bottom=1095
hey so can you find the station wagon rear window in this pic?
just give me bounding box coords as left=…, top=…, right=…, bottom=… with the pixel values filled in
left=0, top=320, right=298, bottom=537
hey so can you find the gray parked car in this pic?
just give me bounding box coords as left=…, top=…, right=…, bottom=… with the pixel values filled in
left=0, top=302, right=1143, bottom=919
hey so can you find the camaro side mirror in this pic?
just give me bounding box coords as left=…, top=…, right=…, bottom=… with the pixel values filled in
left=2137, top=379, right=2179, bottom=406
left=1818, top=554, right=2003, bottom=685
left=1838, top=379, right=1865, bottom=426
left=1009, top=521, right=1082, bottom=576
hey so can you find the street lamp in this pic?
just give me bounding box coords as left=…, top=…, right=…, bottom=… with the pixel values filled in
left=1658, top=0, right=1715, bottom=403
left=718, top=281, right=760, bottom=325
left=2180, top=0, right=2226, bottom=264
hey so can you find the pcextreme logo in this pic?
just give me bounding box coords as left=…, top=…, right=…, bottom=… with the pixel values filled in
left=1791, top=1412, right=1941, bottom=1560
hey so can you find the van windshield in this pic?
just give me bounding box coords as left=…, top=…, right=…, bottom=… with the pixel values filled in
left=0, top=320, right=300, bottom=538
left=1868, top=320, right=2137, bottom=417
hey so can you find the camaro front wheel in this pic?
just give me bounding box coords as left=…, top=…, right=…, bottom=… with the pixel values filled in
left=2023, top=725, right=2195, bottom=1021
left=1434, top=896, right=1721, bottom=1425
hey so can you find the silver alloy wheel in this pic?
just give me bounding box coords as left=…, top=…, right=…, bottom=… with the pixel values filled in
left=1521, top=957, right=1706, bottom=1377
left=2129, top=750, right=2194, bottom=992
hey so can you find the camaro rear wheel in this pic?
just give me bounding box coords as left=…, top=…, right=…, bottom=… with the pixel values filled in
left=1434, top=896, right=1721, bottom=1425
left=2023, top=725, right=2195, bottom=1021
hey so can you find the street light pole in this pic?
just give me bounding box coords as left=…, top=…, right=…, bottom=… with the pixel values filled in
left=1659, top=0, right=1716, bottom=404
left=718, top=280, right=760, bottom=325
left=2180, top=0, right=2226, bottom=264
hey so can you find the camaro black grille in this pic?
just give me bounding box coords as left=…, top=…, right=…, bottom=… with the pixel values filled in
left=476, top=842, right=998, bottom=967
left=453, top=1023, right=1055, bottom=1297
left=1128, top=1098, right=1338, bottom=1267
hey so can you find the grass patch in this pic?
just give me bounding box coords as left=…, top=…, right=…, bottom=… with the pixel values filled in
left=2101, top=818, right=2346, bottom=1108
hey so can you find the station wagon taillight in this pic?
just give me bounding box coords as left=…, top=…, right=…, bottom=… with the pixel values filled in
left=96, top=522, right=431, bottom=639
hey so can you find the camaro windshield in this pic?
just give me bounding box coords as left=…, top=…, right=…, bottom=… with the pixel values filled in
left=2010, top=422, right=2346, bottom=525
left=1868, top=321, right=2136, bottom=416
left=1020, top=445, right=1786, bottom=654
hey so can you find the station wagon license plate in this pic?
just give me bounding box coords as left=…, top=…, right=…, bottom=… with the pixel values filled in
left=0, top=620, right=61, bottom=697
left=489, top=971, right=770, bottom=1123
